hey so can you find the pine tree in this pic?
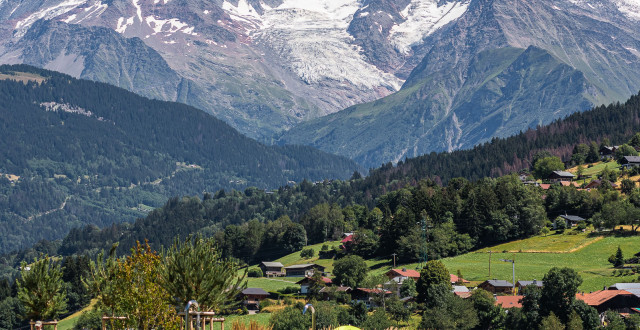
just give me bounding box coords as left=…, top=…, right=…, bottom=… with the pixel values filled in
left=17, top=255, right=68, bottom=320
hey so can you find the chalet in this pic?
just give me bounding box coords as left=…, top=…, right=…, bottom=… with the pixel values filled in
left=340, top=234, right=354, bottom=250
left=600, top=146, right=618, bottom=159
left=559, top=215, right=585, bottom=228
left=576, top=290, right=640, bottom=314
left=241, top=288, right=270, bottom=310
left=259, top=261, right=285, bottom=277
left=495, top=295, right=523, bottom=309
left=284, top=264, right=325, bottom=277
left=516, top=280, right=543, bottom=293
left=621, top=156, right=640, bottom=168
left=453, top=286, right=469, bottom=295
left=319, top=286, right=352, bottom=300
left=450, top=274, right=470, bottom=285
left=385, top=268, right=420, bottom=284
left=296, top=276, right=332, bottom=294
left=609, top=283, right=640, bottom=290
left=478, top=280, right=513, bottom=294
left=585, top=179, right=618, bottom=190
left=548, top=171, right=575, bottom=183
left=352, top=288, right=393, bottom=307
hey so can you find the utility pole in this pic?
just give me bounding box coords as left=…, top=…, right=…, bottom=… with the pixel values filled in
left=391, top=253, right=397, bottom=268
left=500, top=258, right=516, bottom=295
left=488, top=251, right=492, bottom=279
left=418, top=216, right=432, bottom=269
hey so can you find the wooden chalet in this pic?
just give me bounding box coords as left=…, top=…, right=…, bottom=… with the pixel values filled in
left=284, top=264, right=325, bottom=277
left=319, top=286, right=352, bottom=300
left=585, top=180, right=618, bottom=190
left=259, top=261, right=285, bottom=277
left=599, top=146, right=618, bottom=159
left=352, top=288, right=393, bottom=307
left=559, top=215, right=585, bottom=228
left=478, top=280, right=513, bottom=294
left=516, top=280, right=543, bottom=293
left=296, top=276, right=332, bottom=294
left=621, top=156, right=640, bottom=168
left=576, top=290, right=640, bottom=314
left=548, top=171, right=575, bottom=183
left=241, top=288, right=270, bottom=310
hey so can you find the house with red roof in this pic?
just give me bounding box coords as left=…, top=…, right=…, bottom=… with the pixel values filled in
left=576, top=290, right=640, bottom=314
left=450, top=274, right=470, bottom=284
left=385, top=268, right=420, bottom=283
left=340, top=234, right=354, bottom=250
left=296, top=276, right=333, bottom=294
left=495, top=295, right=523, bottom=309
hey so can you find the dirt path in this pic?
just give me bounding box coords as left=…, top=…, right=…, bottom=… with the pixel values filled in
left=26, top=196, right=71, bottom=221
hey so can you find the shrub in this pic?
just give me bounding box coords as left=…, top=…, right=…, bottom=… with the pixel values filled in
left=283, top=297, right=294, bottom=305
left=260, top=299, right=274, bottom=308
left=248, top=267, right=263, bottom=278
left=277, top=286, right=299, bottom=295
left=300, top=248, right=315, bottom=259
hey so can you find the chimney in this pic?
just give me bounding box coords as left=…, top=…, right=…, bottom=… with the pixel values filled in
left=402, top=268, right=407, bottom=272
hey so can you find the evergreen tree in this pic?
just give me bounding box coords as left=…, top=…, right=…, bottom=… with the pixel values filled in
left=17, top=255, right=68, bottom=320
left=160, top=235, right=246, bottom=312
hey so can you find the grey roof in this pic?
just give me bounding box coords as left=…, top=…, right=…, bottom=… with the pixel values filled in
left=609, top=283, right=640, bottom=290
left=260, top=261, right=284, bottom=268
left=453, top=286, right=469, bottom=293
left=559, top=215, right=585, bottom=222
left=552, top=171, right=575, bottom=178
left=625, top=289, right=640, bottom=298
left=517, top=280, right=544, bottom=287
left=319, top=286, right=351, bottom=293
left=485, top=280, right=513, bottom=287
left=284, top=263, right=322, bottom=269
left=623, top=156, right=640, bottom=163
left=242, top=288, right=269, bottom=295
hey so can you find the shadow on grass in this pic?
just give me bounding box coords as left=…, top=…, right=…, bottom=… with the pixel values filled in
left=368, top=259, right=393, bottom=271
left=587, top=229, right=639, bottom=238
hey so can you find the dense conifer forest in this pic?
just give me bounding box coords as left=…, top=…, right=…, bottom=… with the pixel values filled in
left=0, top=65, right=360, bottom=253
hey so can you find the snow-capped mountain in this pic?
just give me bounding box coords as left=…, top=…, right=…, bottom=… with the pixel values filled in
left=278, top=0, right=640, bottom=168
left=0, top=0, right=470, bottom=140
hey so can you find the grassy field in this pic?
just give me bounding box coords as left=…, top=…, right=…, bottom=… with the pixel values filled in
left=274, top=240, right=342, bottom=272
left=475, top=231, right=602, bottom=253
left=245, top=277, right=298, bottom=292
left=567, top=161, right=621, bottom=177
left=387, top=232, right=640, bottom=292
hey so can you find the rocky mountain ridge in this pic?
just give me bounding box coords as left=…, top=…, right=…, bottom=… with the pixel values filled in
left=278, top=0, right=640, bottom=168
left=0, top=0, right=468, bottom=140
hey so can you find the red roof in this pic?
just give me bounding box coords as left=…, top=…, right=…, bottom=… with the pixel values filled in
left=539, top=184, right=551, bottom=190
left=495, top=295, right=523, bottom=308
left=356, top=288, right=392, bottom=294
left=576, top=290, right=633, bottom=306
left=341, top=235, right=354, bottom=243
left=296, top=276, right=333, bottom=285
left=386, top=268, right=420, bottom=279
left=455, top=292, right=472, bottom=299
left=450, top=274, right=470, bottom=283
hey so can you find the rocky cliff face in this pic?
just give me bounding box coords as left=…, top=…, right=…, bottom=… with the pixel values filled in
left=0, top=0, right=468, bottom=140
left=278, top=0, right=640, bottom=168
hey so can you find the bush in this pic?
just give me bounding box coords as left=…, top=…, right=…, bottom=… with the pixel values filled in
left=321, top=244, right=329, bottom=251
left=260, top=299, right=274, bottom=309
left=283, top=297, right=294, bottom=305
left=300, top=248, right=315, bottom=259
left=248, top=267, right=263, bottom=278
left=73, top=309, right=103, bottom=330
left=278, top=286, right=299, bottom=295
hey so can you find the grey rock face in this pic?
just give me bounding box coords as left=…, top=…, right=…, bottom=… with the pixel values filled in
left=278, top=0, right=640, bottom=168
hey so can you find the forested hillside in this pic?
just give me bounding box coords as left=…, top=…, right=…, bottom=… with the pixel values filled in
left=9, top=91, right=637, bottom=268
left=0, top=65, right=360, bottom=254
left=365, top=92, right=640, bottom=184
